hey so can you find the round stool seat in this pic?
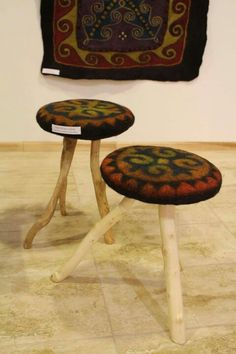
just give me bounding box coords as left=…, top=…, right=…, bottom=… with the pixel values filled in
left=101, top=146, right=222, bottom=205
left=36, top=99, right=135, bottom=140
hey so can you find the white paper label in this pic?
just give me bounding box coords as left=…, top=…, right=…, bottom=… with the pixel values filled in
left=52, top=124, right=81, bottom=135
left=42, top=68, right=60, bottom=75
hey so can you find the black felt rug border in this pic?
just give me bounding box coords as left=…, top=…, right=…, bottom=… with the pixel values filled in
left=40, top=0, right=209, bottom=81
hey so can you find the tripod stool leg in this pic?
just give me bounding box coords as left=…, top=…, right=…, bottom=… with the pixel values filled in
left=159, top=205, right=186, bottom=345
left=59, top=180, right=67, bottom=216
left=24, top=138, right=77, bottom=249
left=90, top=140, right=114, bottom=245
left=51, top=197, right=135, bottom=282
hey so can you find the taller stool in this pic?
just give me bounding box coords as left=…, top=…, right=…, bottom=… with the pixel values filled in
left=50, top=145, right=222, bottom=344
left=24, top=99, right=134, bottom=249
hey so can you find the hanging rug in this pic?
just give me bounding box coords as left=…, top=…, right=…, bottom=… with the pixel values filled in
left=40, top=0, right=209, bottom=81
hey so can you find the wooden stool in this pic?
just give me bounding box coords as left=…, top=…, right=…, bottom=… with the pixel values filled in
left=50, top=145, right=222, bottom=344
left=23, top=99, right=134, bottom=248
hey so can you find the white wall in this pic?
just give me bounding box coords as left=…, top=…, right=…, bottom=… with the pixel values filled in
left=1, top=0, right=236, bottom=143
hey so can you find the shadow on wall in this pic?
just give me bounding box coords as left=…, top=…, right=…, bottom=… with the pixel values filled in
left=40, top=75, right=137, bottom=97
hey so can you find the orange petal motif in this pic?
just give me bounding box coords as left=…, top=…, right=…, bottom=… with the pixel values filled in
left=158, top=184, right=176, bottom=199
left=110, top=173, right=123, bottom=185
left=194, top=181, right=208, bottom=193
left=124, top=178, right=138, bottom=192
left=141, top=183, right=158, bottom=199
left=206, top=177, right=218, bottom=189
left=176, top=182, right=196, bottom=197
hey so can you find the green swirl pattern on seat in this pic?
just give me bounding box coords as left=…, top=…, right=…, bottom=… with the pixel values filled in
left=101, top=146, right=222, bottom=205
left=36, top=99, right=135, bottom=140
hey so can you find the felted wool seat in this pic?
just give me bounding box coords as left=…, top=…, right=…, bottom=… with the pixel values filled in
left=100, top=145, right=222, bottom=205
left=47, top=144, right=222, bottom=345
left=24, top=99, right=135, bottom=249
left=36, top=99, right=134, bottom=140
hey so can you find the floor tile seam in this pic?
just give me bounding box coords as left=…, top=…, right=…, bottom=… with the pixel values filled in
left=0, top=335, right=15, bottom=341
left=0, top=240, right=24, bottom=248
left=0, top=220, right=55, bottom=229
left=215, top=217, right=236, bottom=240
left=94, top=261, right=236, bottom=278
left=180, top=271, right=201, bottom=328
left=0, top=214, right=82, bottom=223
left=183, top=201, right=235, bottom=209
left=188, top=321, right=236, bottom=330
left=93, top=268, right=233, bottom=294
left=176, top=220, right=235, bottom=242
left=176, top=221, right=222, bottom=226
left=0, top=230, right=23, bottom=234
left=183, top=262, right=229, bottom=272
left=95, top=263, right=200, bottom=337
left=215, top=261, right=236, bottom=266
left=70, top=169, right=81, bottom=202
left=180, top=261, right=226, bottom=269
left=181, top=262, right=222, bottom=306
left=214, top=254, right=236, bottom=298
left=112, top=323, right=236, bottom=341
left=70, top=168, right=79, bottom=186
left=220, top=183, right=236, bottom=189
left=112, top=329, right=168, bottom=340
left=95, top=271, right=166, bottom=288
left=176, top=221, right=231, bottom=227
left=0, top=198, right=55, bottom=203
left=91, top=247, right=119, bottom=354
left=13, top=334, right=117, bottom=347
left=13, top=336, right=17, bottom=347
left=0, top=247, right=23, bottom=254
left=112, top=328, right=169, bottom=339
left=209, top=207, right=236, bottom=237
left=180, top=261, right=236, bottom=270
left=71, top=169, right=83, bottom=197
left=0, top=220, right=228, bottom=234
left=0, top=343, right=16, bottom=351
left=189, top=323, right=236, bottom=330
left=0, top=183, right=70, bottom=187
left=207, top=205, right=231, bottom=225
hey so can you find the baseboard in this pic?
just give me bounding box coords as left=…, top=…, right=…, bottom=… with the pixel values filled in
left=0, top=141, right=116, bottom=152
left=0, top=141, right=235, bottom=152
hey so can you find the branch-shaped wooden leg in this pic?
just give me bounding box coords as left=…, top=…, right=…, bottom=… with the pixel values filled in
left=51, top=197, right=135, bottom=283
left=24, top=138, right=77, bottom=249
left=59, top=180, right=67, bottom=216
left=90, top=140, right=114, bottom=245
left=159, top=205, right=186, bottom=345
left=59, top=137, right=77, bottom=216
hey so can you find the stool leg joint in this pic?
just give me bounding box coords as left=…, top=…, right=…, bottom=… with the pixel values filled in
left=51, top=197, right=135, bottom=282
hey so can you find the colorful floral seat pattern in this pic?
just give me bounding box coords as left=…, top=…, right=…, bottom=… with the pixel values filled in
left=101, top=146, right=222, bottom=205
left=36, top=99, right=135, bottom=140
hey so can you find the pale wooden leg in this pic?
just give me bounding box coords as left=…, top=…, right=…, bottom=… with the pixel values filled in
left=51, top=197, right=135, bottom=283
left=159, top=205, right=186, bottom=344
left=90, top=140, right=114, bottom=245
left=59, top=180, right=67, bottom=216
left=59, top=137, right=75, bottom=216
left=24, top=138, right=77, bottom=249
left=59, top=140, right=68, bottom=216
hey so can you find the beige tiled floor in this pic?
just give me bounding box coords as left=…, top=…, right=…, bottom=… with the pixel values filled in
left=0, top=144, right=236, bottom=353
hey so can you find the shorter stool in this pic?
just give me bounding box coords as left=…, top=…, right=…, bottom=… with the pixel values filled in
left=24, top=99, right=134, bottom=248
left=50, top=145, right=222, bottom=344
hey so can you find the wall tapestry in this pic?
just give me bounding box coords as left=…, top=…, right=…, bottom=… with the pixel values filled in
left=40, top=0, right=209, bottom=81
